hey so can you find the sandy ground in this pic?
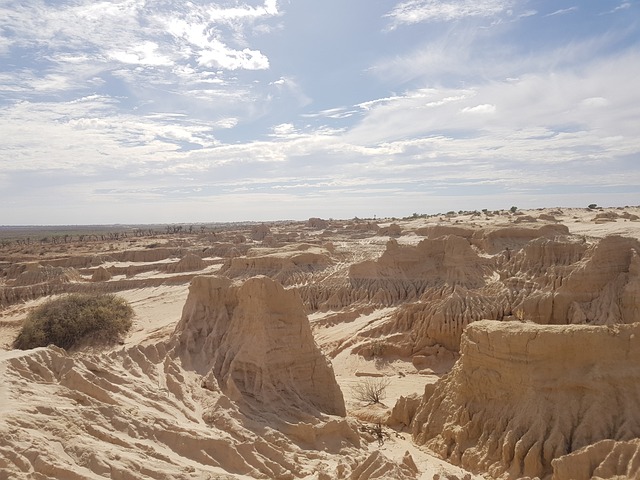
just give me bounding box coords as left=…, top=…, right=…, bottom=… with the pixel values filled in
left=1, top=205, right=638, bottom=479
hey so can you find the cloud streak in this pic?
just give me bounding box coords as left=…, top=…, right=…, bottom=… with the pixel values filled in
left=385, top=0, right=514, bottom=28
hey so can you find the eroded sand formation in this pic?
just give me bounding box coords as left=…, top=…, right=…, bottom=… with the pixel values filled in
left=174, top=275, right=346, bottom=418
left=1, top=206, right=639, bottom=479
left=0, top=275, right=418, bottom=479
left=411, top=320, right=640, bottom=479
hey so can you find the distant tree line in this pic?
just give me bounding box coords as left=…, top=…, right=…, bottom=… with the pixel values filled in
left=0, top=224, right=209, bottom=249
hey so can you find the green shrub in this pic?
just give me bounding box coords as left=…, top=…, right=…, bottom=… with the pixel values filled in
left=13, top=293, right=134, bottom=350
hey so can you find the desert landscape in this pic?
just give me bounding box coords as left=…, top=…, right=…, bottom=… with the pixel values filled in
left=1, top=205, right=640, bottom=480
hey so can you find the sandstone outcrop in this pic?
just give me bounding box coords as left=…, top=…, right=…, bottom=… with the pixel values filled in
left=220, top=246, right=332, bottom=285
left=202, top=242, right=250, bottom=258
left=0, top=274, right=423, bottom=479
left=91, top=266, right=112, bottom=282
left=308, top=217, right=329, bottom=229
left=173, top=275, right=346, bottom=418
left=165, top=252, right=206, bottom=273
left=552, top=438, right=640, bottom=479
left=349, top=236, right=490, bottom=305
left=3, top=207, right=640, bottom=480
left=349, top=231, right=639, bottom=354
left=251, top=224, right=271, bottom=241
left=12, top=263, right=81, bottom=286
left=415, top=225, right=477, bottom=239
left=379, top=223, right=402, bottom=237
left=471, top=224, right=570, bottom=255
left=411, top=320, right=640, bottom=479
left=111, top=248, right=176, bottom=263
left=549, top=235, right=640, bottom=325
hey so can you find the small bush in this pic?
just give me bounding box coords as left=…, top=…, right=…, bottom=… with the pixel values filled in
left=351, top=377, right=391, bottom=405
left=13, top=293, right=134, bottom=350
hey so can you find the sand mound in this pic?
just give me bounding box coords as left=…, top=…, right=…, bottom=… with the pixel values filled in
left=0, top=344, right=358, bottom=479
left=91, top=266, right=112, bottom=282
left=251, top=224, right=271, bottom=241
left=165, top=252, right=206, bottom=273
left=12, top=263, right=81, bottom=286
left=411, top=320, right=640, bottom=479
left=386, top=285, right=508, bottom=351
left=349, top=450, right=419, bottom=479
left=308, top=217, right=329, bottom=229
left=173, top=275, right=346, bottom=418
left=379, top=223, right=403, bottom=237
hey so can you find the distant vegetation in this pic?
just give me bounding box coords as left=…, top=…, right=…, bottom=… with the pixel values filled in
left=0, top=222, right=269, bottom=250
left=13, top=293, right=134, bottom=350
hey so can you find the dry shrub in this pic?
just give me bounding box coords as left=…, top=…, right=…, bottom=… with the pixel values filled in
left=351, top=377, right=391, bottom=405
left=13, top=293, right=134, bottom=350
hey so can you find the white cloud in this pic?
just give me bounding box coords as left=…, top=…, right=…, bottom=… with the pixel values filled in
left=0, top=1, right=274, bottom=74
left=345, top=48, right=640, bottom=174
left=461, top=104, right=496, bottom=114
left=301, top=107, right=357, bottom=120
left=197, top=43, right=269, bottom=70
left=213, top=118, right=239, bottom=129
left=371, top=28, right=626, bottom=89
left=518, top=10, right=537, bottom=18
left=386, top=0, right=514, bottom=28
left=545, top=7, right=578, bottom=17
left=0, top=95, right=221, bottom=172
left=206, top=0, right=280, bottom=22
left=161, top=17, right=270, bottom=70
left=581, top=97, right=610, bottom=108
left=108, top=42, right=173, bottom=67
left=268, top=76, right=312, bottom=107
left=608, top=2, right=631, bottom=14
left=271, top=123, right=296, bottom=136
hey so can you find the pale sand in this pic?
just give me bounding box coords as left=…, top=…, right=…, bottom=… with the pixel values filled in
left=1, top=205, right=638, bottom=479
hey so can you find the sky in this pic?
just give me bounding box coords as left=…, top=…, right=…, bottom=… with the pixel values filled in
left=0, top=0, right=639, bottom=225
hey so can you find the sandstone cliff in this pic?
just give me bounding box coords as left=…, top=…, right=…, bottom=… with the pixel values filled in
left=349, top=236, right=490, bottom=305
left=411, top=320, right=640, bottom=479
left=349, top=232, right=639, bottom=354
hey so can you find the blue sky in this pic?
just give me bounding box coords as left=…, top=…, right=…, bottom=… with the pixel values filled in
left=0, top=0, right=638, bottom=225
